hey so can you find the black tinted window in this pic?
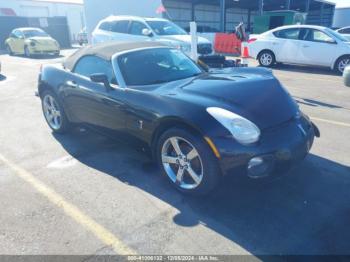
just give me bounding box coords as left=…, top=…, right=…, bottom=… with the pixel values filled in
left=117, top=48, right=202, bottom=86
left=274, top=28, right=300, bottom=40
left=110, top=20, right=129, bottom=33
left=99, top=22, right=111, bottom=31
left=74, top=56, right=117, bottom=84
left=339, top=28, right=350, bottom=34
left=129, top=21, right=148, bottom=35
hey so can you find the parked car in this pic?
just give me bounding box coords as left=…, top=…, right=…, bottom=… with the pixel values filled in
left=248, top=25, right=350, bottom=74
left=336, top=26, right=350, bottom=41
left=38, top=42, right=319, bottom=195
left=92, top=16, right=213, bottom=56
left=5, top=28, right=60, bottom=57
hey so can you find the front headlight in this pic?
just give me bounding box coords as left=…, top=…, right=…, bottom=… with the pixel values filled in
left=207, top=107, right=261, bottom=145
left=30, top=40, right=37, bottom=47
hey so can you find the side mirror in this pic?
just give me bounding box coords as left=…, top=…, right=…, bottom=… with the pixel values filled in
left=142, top=28, right=153, bottom=37
left=90, top=73, right=111, bottom=89
left=343, top=66, right=350, bottom=87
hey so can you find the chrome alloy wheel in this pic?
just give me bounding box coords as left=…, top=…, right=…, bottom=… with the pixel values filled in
left=43, top=95, right=62, bottom=130
left=161, top=137, right=203, bottom=190
left=260, top=53, right=273, bottom=66
left=338, top=58, right=350, bottom=73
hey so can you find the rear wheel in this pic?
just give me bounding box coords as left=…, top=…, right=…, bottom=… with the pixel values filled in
left=258, top=50, right=275, bottom=67
left=335, top=56, right=350, bottom=75
left=157, top=128, right=221, bottom=195
left=6, top=44, right=13, bottom=56
left=41, top=90, right=71, bottom=134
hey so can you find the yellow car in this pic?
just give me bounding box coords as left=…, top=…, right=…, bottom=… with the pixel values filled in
left=5, top=27, right=60, bottom=57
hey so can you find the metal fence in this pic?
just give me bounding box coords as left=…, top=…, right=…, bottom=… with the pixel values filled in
left=0, top=16, right=71, bottom=50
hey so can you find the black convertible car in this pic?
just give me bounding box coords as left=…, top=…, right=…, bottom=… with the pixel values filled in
left=38, top=42, right=319, bottom=195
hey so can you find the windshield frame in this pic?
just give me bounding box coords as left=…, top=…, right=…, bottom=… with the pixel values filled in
left=112, top=47, right=203, bottom=88
left=146, top=20, right=188, bottom=36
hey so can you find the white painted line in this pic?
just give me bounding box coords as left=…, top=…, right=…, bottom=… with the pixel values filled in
left=0, top=153, right=136, bottom=255
left=47, top=155, right=78, bottom=169
left=311, top=117, right=350, bottom=128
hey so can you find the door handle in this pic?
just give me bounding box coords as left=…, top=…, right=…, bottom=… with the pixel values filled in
left=66, top=80, right=78, bottom=88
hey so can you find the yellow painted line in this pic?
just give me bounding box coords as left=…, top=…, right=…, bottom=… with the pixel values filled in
left=311, top=117, right=350, bottom=128
left=0, top=154, right=136, bottom=255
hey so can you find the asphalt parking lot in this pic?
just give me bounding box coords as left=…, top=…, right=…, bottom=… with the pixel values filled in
left=0, top=49, right=349, bottom=257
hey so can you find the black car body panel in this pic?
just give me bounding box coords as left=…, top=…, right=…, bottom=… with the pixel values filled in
left=38, top=42, right=318, bottom=179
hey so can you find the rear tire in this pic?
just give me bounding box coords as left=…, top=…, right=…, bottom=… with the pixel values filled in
left=258, top=50, right=275, bottom=67
left=6, top=45, right=13, bottom=56
left=156, top=128, right=221, bottom=195
left=335, top=55, right=350, bottom=75
left=41, top=89, right=71, bottom=134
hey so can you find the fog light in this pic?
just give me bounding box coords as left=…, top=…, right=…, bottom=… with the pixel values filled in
left=248, top=157, right=264, bottom=168
left=247, top=156, right=273, bottom=178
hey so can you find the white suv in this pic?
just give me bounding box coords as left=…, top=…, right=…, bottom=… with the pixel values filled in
left=92, top=16, right=213, bottom=56
left=248, top=25, right=350, bottom=74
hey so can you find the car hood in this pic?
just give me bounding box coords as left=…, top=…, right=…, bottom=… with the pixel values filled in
left=27, top=36, right=56, bottom=43
left=177, top=69, right=298, bottom=130
left=159, top=35, right=211, bottom=45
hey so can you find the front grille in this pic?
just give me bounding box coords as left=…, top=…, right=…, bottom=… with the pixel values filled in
left=197, top=43, right=213, bottom=55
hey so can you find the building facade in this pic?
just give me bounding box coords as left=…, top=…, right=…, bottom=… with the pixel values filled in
left=333, top=6, right=350, bottom=28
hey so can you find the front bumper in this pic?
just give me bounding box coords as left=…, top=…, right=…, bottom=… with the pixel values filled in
left=28, top=46, right=59, bottom=54
left=213, top=117, right=318, bottom=178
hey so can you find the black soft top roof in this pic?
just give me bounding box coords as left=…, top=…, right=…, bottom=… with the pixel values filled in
left=64, top=41, right=167, bottom=70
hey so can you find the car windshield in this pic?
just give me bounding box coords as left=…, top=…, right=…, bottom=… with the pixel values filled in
left=147, top=20, right=187, bottom=35
left=23, top=30, right=49, bottom=38
left=117, top=48, right=202, bottom=86
left=325, top=28, right=349, bottom=42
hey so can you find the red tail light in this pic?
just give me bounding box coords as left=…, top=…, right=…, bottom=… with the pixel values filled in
left=248, top=38, right=257, bottom=43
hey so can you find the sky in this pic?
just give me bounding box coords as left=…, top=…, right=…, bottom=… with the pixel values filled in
left=329, top=0, right=350, bottom=7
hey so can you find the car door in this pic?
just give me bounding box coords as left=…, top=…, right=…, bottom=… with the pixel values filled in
left=62, top=55, right=127, bottom=133
left=298, top=28, right=337, bottom=67
left=9, top=30, right=25, bottom=53
left=272, top=28, right=301, bottom=63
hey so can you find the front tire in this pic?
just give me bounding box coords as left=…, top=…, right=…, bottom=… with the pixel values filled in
left=258, top=50, right=276, bottom=67
left=335, top=56, right=350, bottom=75
left=41, top=90, right=71, bottom=134
left=157, top=128, right=221, bottom=195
